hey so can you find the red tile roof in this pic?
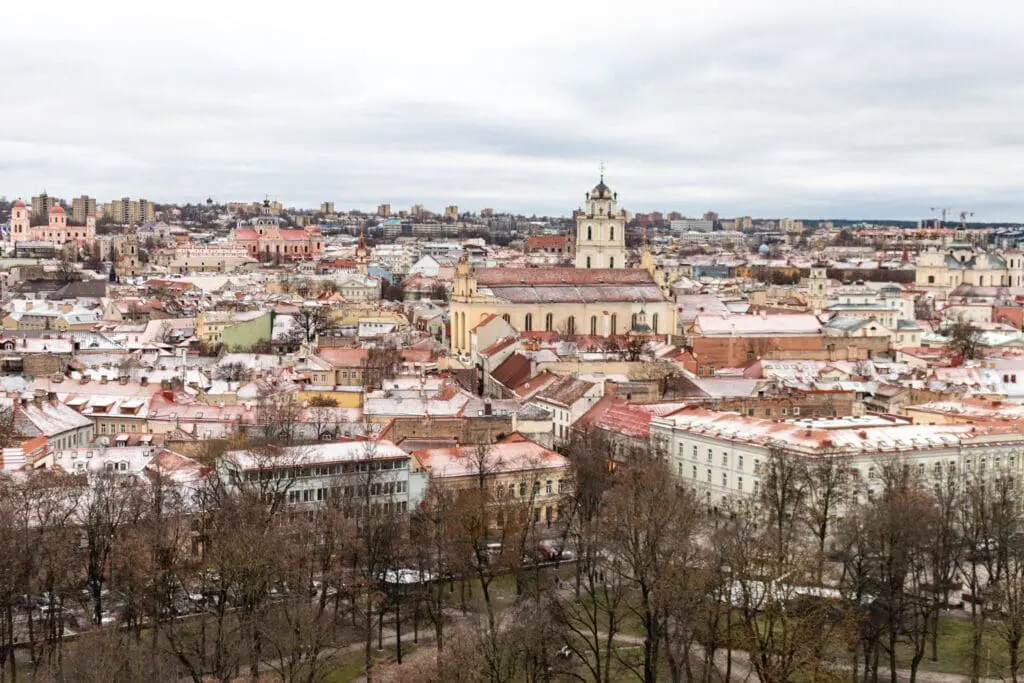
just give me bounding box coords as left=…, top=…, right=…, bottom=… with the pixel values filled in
left=491, top=352, right=532, bottom=389
left=525, top=235, right=568, bottom=250
left=475, top=267, right=654, bottom=286
left=316, top=348, right=369, bottom=367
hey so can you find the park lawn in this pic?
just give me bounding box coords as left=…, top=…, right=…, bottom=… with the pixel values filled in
left=896, top=615, right=1014, bottom=679
left=321, top=643, right=420, bottom=682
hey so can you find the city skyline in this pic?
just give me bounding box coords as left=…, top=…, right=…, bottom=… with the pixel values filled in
left=2, top=0, right=1023, bottom=220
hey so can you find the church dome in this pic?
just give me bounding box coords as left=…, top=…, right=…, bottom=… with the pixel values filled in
left=50, top=204, right=65, bottom=215
left=13, top=199, right=25, bottom=208
left=758, top=244, right=770, bottom=254
left=590, top=178, right=613, bottom=199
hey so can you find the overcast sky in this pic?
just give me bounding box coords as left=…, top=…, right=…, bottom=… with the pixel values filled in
left=2, top=0, right=1023, bottom=220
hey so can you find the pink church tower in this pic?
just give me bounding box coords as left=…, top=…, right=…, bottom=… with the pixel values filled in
left=9, top=199, right=30, bottom=244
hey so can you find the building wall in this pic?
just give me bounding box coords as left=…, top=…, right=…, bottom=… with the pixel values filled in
left=219, top=312, right=273, bottom=350
left=652, top=420, right=1024, bottom=511
left=384, top=415, right=515, bottom=445
left=450, top=300, right=675, bottom=354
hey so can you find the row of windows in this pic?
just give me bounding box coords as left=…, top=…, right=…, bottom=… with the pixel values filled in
left=680, top=463, right=754, bottom=493
left=680, top=443, right=759, bottom=473
left=99, top=423, right=139, bottom=434
left=286, top=479, right=409, bottom=503
left=584, top=256, right=615, bottom=269
left=244, top=459, right=408, bottom=481
left=496, top=479, right=564, bottom=497
left=517, top=312, right=660, bottom=335
left=584, top=225, right=615, bottom=241
left=53, top=430, right=90, bottom=450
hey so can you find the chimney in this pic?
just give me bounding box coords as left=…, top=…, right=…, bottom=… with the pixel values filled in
left=47, top=391, right=57, bottom=404
left=162, top=389, right=174, bottom=403
left=140, top=376, right=148, bottom=386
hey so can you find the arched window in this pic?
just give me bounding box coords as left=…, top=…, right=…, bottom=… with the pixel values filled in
left=545, top=313, right=554, bottom=332
left=587, top=226, right=592, bottom=240
left=609, top=257, right=615, bottom=268
left=631, top=313, right=638, bottom=330
left=610, top=226, right=615, bottom=241
left=590, top=316, right=597, bottom=335
left=524, top=313, right=532, bottom=332
left=502, top=314, right=510, bottom=324
left=567, top=316, right=575, bottom=336
left=652, top=313, right=659, bottom=334
left=610, top=314, right=617, bottom=335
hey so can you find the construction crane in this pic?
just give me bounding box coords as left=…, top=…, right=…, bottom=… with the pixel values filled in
left=958, top=210, right=975, bottom=229
left=930, top=206, right=953, bottom=224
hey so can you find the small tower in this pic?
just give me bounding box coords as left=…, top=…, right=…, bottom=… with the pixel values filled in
left=452, top=254, right=476, bottom=301
left=9, top=199, right=29, bottom=244
left=116, top=229, right=143, bottom=278
left=808, top=262, right=828, bottom=313
left=355, top=232, right=369, bottom=275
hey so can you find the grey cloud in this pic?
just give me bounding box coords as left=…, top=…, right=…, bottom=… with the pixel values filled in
left=1, top=0, right=1023, bottom=220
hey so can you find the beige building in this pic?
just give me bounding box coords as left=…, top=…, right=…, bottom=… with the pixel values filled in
left=320, top=201, right=335, bottom=215
left=412, top=436, right=571, bottom=528
left=449, top=176, right=675, bottom=355
left=154, top=243, right=256, bottom=273
left=71, top=195, right=97, bottom=224
left=105, top=197, right=156, bottom=225
left=30, top=193, right=59, bottom=222
left=444, top=205, right=459, bottom=221
left=915, top=246, right=1024, bottom=289
left=377, top=203, right=392, bottom=217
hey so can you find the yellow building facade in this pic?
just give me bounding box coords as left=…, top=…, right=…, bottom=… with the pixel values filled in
left=449, top=176, right=675, bottom=355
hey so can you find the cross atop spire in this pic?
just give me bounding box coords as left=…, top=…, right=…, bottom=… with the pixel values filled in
left=599, top=161, right=606, bottom=181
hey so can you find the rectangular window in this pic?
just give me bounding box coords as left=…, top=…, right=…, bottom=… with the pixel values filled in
left=707, top=448, right=712, bottom=462
left=692, top=465, right=697, bottom=479
left=706, top=469, right=711, bottom=482
left=722, top=473, right=727, bottom=487
left=721, top=454, right=728, bottom=467
left=738, top=455, right=744, bottom=471
left=546, top=480, right=552, bottom=495
left=737, top=476, right=743, bottom=491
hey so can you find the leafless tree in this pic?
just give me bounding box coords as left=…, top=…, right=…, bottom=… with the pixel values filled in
left=948, top=316, right=981, bottom=360
left=287, top=305, right=332, bottom=344
left=362, top=347, right=402, bottom=390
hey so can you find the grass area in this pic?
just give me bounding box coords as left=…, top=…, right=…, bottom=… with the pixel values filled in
left=896, top=614, right=1014, bottom=679
left=322, top=643, right=420, bottom=682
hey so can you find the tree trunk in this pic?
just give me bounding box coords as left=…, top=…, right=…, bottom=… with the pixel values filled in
left=395, top=595, right=402, bottom=664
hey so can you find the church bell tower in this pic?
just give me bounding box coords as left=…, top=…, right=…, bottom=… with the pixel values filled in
left=575, top=166, right=627, bottom=269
